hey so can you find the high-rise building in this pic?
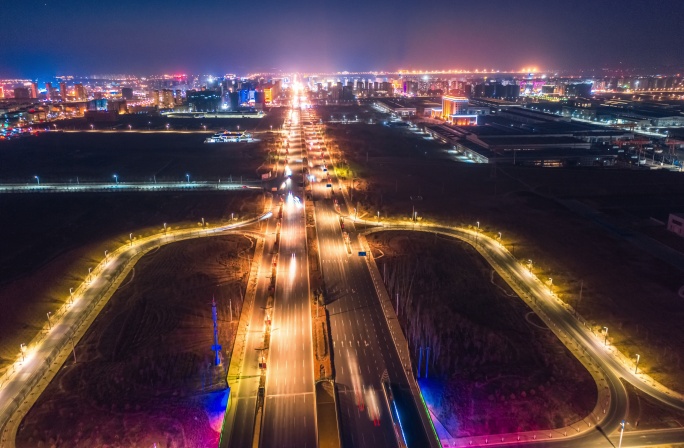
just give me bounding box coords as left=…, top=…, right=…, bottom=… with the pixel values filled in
left=161, top=89, right=174, bottom=108
left=187, top=90, right=221, bottom=112
left=74, top=84, right=86, bottom=101
left=14, top=87, right=31, bottom=99
left=45, top=82, right=53, bottom=101
left=121, top=87, right=134, bottom=100
left=30, top=82, right=39, bottom=99
left=59, top=82, right=68, bottom=101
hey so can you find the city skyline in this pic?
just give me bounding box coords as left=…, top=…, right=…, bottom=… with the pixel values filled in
left=2, top=0, right=684, bottom=78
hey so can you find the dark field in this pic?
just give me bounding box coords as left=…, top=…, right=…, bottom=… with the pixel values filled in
left=368, top=231, right=596, bottom=436
left=16, top=235, right=253, bottom=448
left=0, top=130, right=272, bottom=183
left=0, top=190, right=262, bottom=377
left=325, top=107, right=684, bottom=392
left=48, top=108, right=285, bottom=132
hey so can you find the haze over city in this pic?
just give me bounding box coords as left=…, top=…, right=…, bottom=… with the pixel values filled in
left=2, top=0, right=684, bottom=76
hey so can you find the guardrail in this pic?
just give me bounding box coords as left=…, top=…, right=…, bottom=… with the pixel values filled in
left=0, top=181, right=262, bottom=194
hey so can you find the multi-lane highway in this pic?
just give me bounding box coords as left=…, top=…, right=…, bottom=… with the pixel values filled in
left=306, top=111, right=438, bottom=448
left=221, top=211, right=277, bottom=448
left=259, top=101, right=317, bottom=448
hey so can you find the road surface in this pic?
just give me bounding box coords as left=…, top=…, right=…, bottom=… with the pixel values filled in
left=308, top=111, right=437, bottom=448
left=259, top=103, right=317, bottom=448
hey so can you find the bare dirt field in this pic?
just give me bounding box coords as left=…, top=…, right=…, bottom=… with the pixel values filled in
left=367, top=231, right=596, bottom=436
left=16, top=234, right=254, bottom=448
left=0, top=130, right=271, bottom=183
left=0, top=191, right=262, bottom=378
left=43, top=108, right=285, bottom=132
left=325, top=112, right=684, bottom=393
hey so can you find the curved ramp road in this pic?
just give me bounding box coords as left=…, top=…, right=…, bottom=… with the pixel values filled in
left=359, top=221, right=684, bottom=447
left=0, top=214, right=270, bottom=447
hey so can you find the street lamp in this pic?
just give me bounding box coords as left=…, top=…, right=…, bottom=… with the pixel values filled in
left=20, top=343, right=26, bottom=362
left=166, top=123, right=170, bottom=130
left=46, top=312, right=52, bottom=329
left=90, top=124, right=94, bottom=130
left=128, top=124, right=132, bottom=131
left=163, top=222, right=167, bottom=234
left=129, top=232, right=133, bottom=246
left=498, top=232, right=502, bottom=240
left=476, top=221, right=480, bottom=229
left=377, top=211, right=380, bottom=222
left=618, top=420, right=625, bottom=448
left=69, top=287, right=74, bottom=303
left=104, top=250, right=108, bottom=262
left=186, top=173, right=190, bottom=183
left=603, top=327, right=609, bottom=346
left=113, top=174, right=118, bottom=185
left=635, top=354, right=640, bottom=374
left=34, top=175, right=40, bottom=186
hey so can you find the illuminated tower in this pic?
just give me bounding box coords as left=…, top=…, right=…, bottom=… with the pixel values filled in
left=211, top=297, right=222, bottom=366
left=74, top=83, right=86, bottom=101
left=59, top=82, right=67, bottom=101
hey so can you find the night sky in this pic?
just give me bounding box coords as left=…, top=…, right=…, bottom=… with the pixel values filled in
left=1, top=0, right=683, bottom=77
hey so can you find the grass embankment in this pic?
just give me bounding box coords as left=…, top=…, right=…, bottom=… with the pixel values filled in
left=16, top=235, right=254, bottom=447
left=0, top=191, right=262, bottom=378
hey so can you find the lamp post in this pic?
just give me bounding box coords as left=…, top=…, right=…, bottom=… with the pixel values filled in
left=113, top=174, right=118, bottom=185
left=476, top=221, right=480, bottom=229
left=163, top=222, right=167, bottom=234
left=104, top=250, right=108, bottom=262
left=548, top=277, right=553, bottom=293
left=46, top=312, right=52, bottom=329
left=186, top=173, right=190, bottom=183
left=635, top=354, right=640, bottom=374
left=20, top=343, right=26, bottom=362
left=34, top=175, right=40, bottom=186
left=166, top=123, right=170, bottom=131
left=618, top=420, right=625, bottom=448
left=128, top=124, right=132, bottom=131
left=88, top=267, right=92, bottom=282
left=603, top=327, right=609, bottom=346
left=69, top=287, right=74, bottom=304
left=498, top=232, right=502, bottom=240
left=129, top=232, right=133, bottom=246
